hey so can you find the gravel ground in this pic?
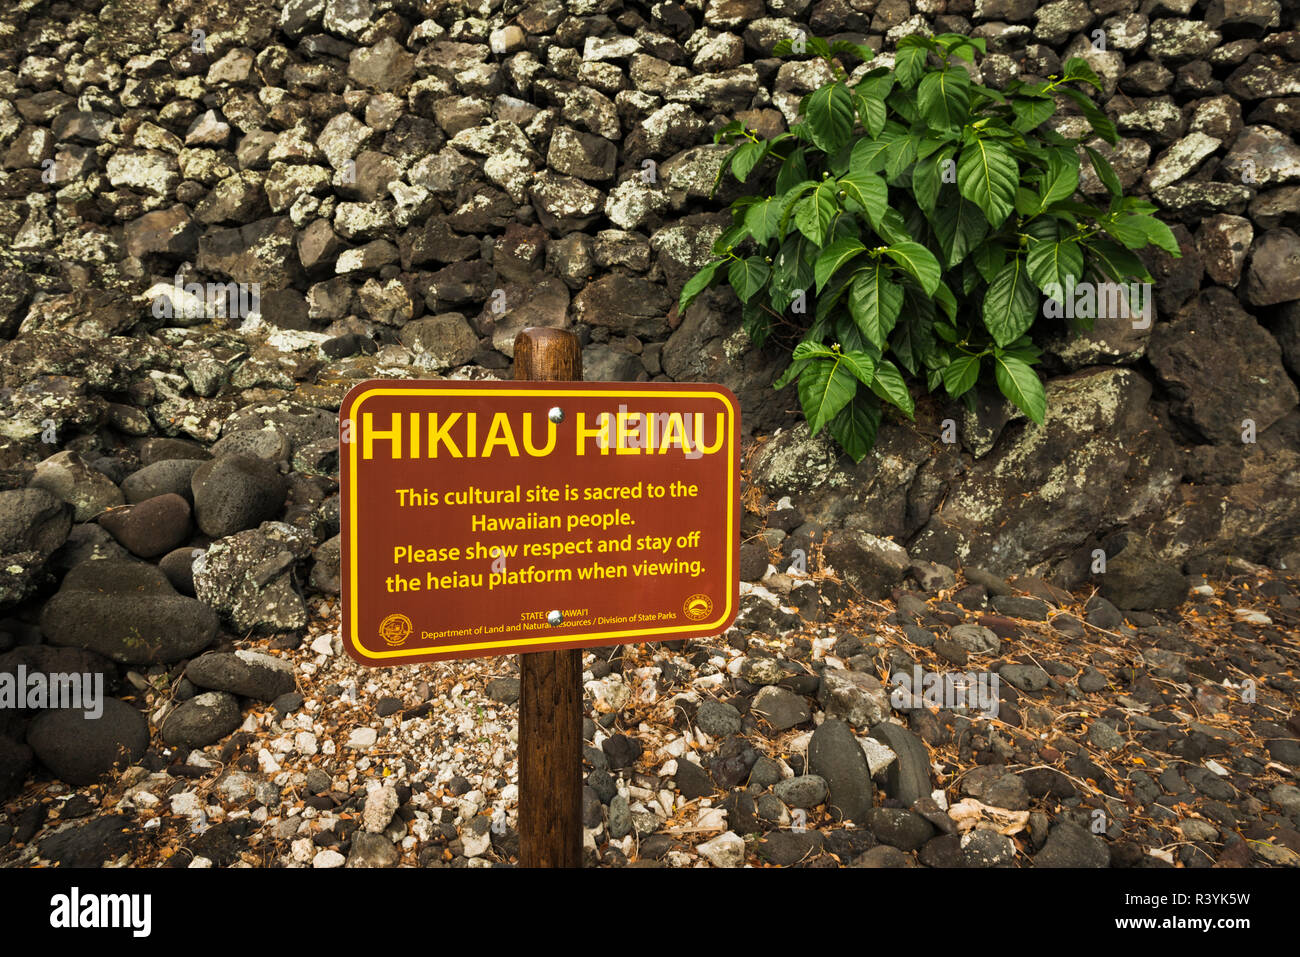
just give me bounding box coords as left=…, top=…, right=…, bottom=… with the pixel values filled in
left=3, top=551, right=1299, bottom=869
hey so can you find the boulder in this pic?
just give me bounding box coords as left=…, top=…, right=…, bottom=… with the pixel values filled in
left=41, top=560, right=217, bottom=664
left=191, top=454, right=289, bottom=538
left=26, top=698, right=149, bottom=786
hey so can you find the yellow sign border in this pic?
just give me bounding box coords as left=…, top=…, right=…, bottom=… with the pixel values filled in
left=342, top=383, right=739, bottom=662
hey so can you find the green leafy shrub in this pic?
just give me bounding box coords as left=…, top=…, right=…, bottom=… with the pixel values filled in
left=679, top=32, right=1180, bottom=462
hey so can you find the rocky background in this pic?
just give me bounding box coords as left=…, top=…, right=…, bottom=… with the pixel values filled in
left=0, top=0, right=1298, bottom=867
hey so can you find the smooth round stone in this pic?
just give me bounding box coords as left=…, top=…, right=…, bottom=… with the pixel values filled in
left=191, top=454, right=288, bottom=538
left=40, top=559, right=217, bottom=664
left=26, top=698, right=149, bottom=786
left=98, top=493, right=192, bottom=558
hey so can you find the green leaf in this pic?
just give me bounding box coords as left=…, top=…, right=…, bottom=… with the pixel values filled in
left=1057, top=86, right=1117, bottom=145
left=936, top=33, right=985, bottom=60
left=712, top=223, right=748, bottom=255
left=917, top=68, right=972, bottom=131
left=930, top=195, right=989, bottom=268
left=829, top=390, right=883, bottom=463
left=871, top=206, right=914, bottom=245
left=933, top=278, right=958, bottom=323
left=814, top=238, right=867, bottom=293
left=869, top=359, right=914, bottom=418
left=1039, top=148, right=1081, bottom=208
left=678, top=259, right=725, bottom=312
left=792, top=341, right=837, bottom=361
left=1026, top=238, right=1084, bottom=293
left=883, top=241, right=941, bottom=295
left=728, top=256, right=771, bottom=303
left=1135, top=214, right=1180, bottom=255
left=1010, top=94, right=1055, bottom=133
left=972, top=240, right=1007, bottom=283
left=771, top=234, right=815, bottom=303
left=1085, top=238, right=1153, bottom=284
left=848, top=262, right=904, bottom=348
left=807, top=37, right=832, bottom=59
left=1024, top=216, right=1062, bottom=243
left=730, top=141, right=768, bottom=182
left=744, top=196, right=784, bottom=246
left=798, top=355, right=859, bottom=435
left=849, top=133, right=898, bottom=177
left=802, top=82, right=855, bottom=154
left=773, top=357, right=810, bottom=390
left=837, top=170, right=888, bottom=221
left=982, top=253, right=1038, bottom=347
left=890, top=293, right=935, bottom=376
left=712, top=119, right=744, bottom=143
left=853, top=91, right=888, bottom=138
left=741, top=299, right=770, bottom=348
left=957, top=138, right=1019, bottom=229
left=993, top=353, right=1046, bottom=425
left=911, top=145, right=954, bottom=214
left=1061, top=57, right=1102, bottom=92
left=794, top=180, right=840, bottom=246
left=942, top=353, right=981, bottom=398
left=775, top=148, right=809, bottom=195
left=832, top=39, right=877, bottom=64
left=840, top=349, right=878, bottom=387
left=884, top=131, right=922, bottom=183
left=893, top=37, right=930, bottom=89
left=1103, top=213, right=1151, bottom=250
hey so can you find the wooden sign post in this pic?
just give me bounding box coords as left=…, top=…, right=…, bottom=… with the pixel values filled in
left=513, top=327, right=583, bottom=868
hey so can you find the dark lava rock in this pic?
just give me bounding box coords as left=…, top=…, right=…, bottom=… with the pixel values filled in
left=866, top=807, right=936, bottom=851
left=159, top=545, right=204, bottom=595
left=990, top=595, right=1052, bottom=619
left=186, top=650, right=296, bottom=701
left=822, top=529, right=910, bottom=599
left=756, top=830, right=825, bottom=865
left=120, top=459, right=204, bottom=504
left=919, top=833, right=965, bottom=867
left=696, top=699, right=743, bottom=737
left=673, top=756, right=715, bottom=799
left=97, top=493, right=193, bottom=557
left=0, top=733, right=33, bottom=801
left=0, top=488, right=71, bottom=555
left=41, top=560, right=218, bottom=664
left=809, top=718, right=873, bottom=823
left=486, top=677, right=520, bottom=704
left=1084, top=594, right=1124, bottom=629
left=1097, top=533, right=1189, bottom=611
left=26, top=698, right=149, bottom=786
left=161, top=691, right=242, bottom=748
left=961, top=828, right=1017, bottom=866
left=751, top=685, right=811, bottom=731
left=1033, top=821, right=1110, bottom=867
left=772, top=774, right=828, bottom=809
left=191, top=454, right=289, bottom=537
left=999, top=663, right=1051, bottom=692
left=867, top=722, right=932, bottom=806
left=708, top=735, right=758, bottom=789
left=38, top=815, right=143, bottom=867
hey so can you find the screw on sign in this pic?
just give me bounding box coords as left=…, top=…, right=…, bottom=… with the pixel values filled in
left=337, top=328, right=741, bottom=867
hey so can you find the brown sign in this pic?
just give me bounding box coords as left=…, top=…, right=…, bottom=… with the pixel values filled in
left=338, top=380, right=741, bottom=665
